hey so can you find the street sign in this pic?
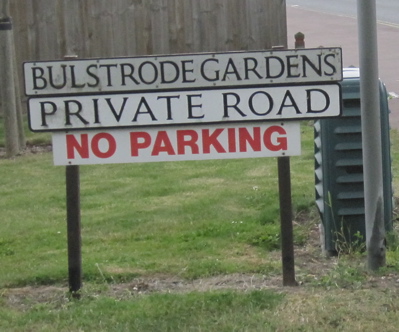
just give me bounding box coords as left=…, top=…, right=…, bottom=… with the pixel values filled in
left=25, top=47, right=342, bottom=166
left=24, top=48, right=342, bottom=96
left=52, top=121, right=301, bottom=165
left=29, top=83, right=341, bottom=131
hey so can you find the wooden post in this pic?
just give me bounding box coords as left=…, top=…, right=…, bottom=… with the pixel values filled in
left=294, top=32, right=305, bottom=49
left=0, top=0, right=20, bottom=157
left=11, top=26, right=25, bottom=150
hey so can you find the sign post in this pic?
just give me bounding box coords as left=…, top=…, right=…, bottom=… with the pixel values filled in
left=63, top=55, right=82, bottom=296
left=24, top=48, right=343, bottom=289
left=273, top=43, right=296, bottom=287
left=66, top=164, right=82, bottom=296
left=278, top=156, right=297, bottom=286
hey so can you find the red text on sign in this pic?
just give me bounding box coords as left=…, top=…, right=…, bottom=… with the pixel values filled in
left=129, top=126, right=287, bottom=157
left=66, top=132, right=117, bottom=159
left=65, top=125, right=288, bottom=160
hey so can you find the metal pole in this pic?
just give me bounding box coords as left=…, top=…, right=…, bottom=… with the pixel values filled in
left=66, top=164, right=82, bottom=296
left=357, top=0, right=386, bottom=270
left=278, top=156, right=297, bottom=286
left=272, top=42, right=296, bottom=286
left=271, top=38, right=297, bottom=286
left=64, top=55, right=82, bottom=296
left=276, top=32, right=306, bottom=286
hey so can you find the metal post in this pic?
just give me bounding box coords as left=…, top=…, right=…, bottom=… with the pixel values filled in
left=66, top=164, right=82, bottom=296
left=64, top=54, right=82, bottom=296
left=275, top=32, right=306, bottom=286
left=357, top=0, right=386, bottom=270
left=273, top=41, right=297, bottom=286
left=278, top=156, right=297, bottom=286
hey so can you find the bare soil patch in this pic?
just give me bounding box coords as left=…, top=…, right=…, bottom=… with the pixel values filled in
left=0, top=144, right=52, bottom=158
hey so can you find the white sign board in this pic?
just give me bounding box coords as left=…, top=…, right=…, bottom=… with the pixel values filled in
left=52, top=122, right=301, bottom=165
left=24, top=48, right=342, bottom=96
left=29, top=84, right=341, bottom=131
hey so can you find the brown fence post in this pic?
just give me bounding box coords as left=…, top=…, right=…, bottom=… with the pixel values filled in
left=0, top=0, right=20, bottom=157
left=294, top=32, right=305, bottom=49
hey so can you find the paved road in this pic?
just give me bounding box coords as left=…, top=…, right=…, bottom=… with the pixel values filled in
left=286, top=1, right=399, bottom=129
left=286, top=0, right=399, bottom=24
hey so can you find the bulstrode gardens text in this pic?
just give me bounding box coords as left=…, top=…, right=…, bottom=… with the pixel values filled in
left=26, top=48, right=341, bottom=94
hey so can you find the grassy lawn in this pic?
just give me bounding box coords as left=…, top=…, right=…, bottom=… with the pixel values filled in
left=1, top=119, right=399, bottom=331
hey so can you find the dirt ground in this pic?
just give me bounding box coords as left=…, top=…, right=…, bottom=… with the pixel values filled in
left=0, top=144, right=52, bottom=158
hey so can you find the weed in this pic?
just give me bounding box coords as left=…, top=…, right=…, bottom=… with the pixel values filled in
left=248, top=224, right=281, bottom=250
left=311, top=259, right=367, bottom=290
left=335, top=229, right=366, bottom=256
left=325, top=191, right=366, bottom=256
left=386, top=230, right=399, bottom=251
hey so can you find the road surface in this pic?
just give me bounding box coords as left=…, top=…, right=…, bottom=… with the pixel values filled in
left=286, top=0, right=399, bottom=128
left=286, top=0, right=399, bottom=24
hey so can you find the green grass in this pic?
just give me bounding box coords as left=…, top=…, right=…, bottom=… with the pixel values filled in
left=2, top=118, right=399, bottom=331
left=0, top=290, right=284, bottom=331
left=0, top=121, right=316, bottom=287
left=0, top=156, right=296, bottom=286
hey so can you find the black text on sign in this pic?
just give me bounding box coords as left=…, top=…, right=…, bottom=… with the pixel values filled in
left=29, top=84, right=341, bottom=131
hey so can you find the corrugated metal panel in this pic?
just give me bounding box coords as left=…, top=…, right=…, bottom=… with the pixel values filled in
left=314, top=72, right=393, bottom=254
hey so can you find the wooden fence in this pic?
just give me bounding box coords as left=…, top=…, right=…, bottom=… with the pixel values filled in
left=11, top=0, right=286, bottom=61
left=6, top=0, right=286, bottom=115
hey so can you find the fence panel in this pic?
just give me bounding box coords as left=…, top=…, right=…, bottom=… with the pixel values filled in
left=9, top=0, right=286, bottom=109
left=12, top=0, right=286, bottom=59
